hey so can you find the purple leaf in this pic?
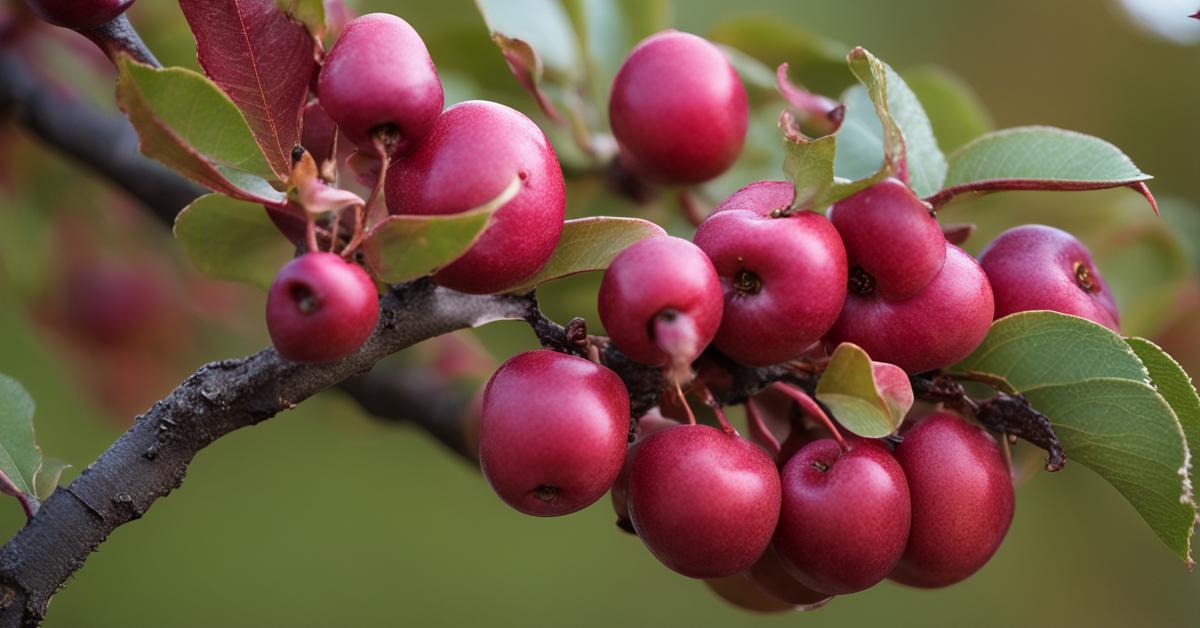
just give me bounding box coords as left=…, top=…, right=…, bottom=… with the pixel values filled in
left=182, top=0, right=317, bottom=180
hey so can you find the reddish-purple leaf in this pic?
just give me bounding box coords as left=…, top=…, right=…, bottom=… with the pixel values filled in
left=182, top=0, right=317, bottom=180
left=776, top=62, right=844, bottom=136
left=301, top=101, right=337, bottom=168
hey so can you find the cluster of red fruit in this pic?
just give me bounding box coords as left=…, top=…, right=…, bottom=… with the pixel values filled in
left=34, top=0, right=1128, bottom=609
left=262, top=13, right=568, bottom=362
left=474, top=31, right=1123, bottom=610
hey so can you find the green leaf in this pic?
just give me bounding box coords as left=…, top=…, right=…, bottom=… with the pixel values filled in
left=115, top=58, right=284, bottom=205
left=952, top=312, right=1196, bottom=564
left=902, top=66, right=993, bottom=153
left=954, top=311, right=1149, bottom=389
left=1126, top=337, right=1200, bottom=501
left=33, top=458, right=71, bottom=501
left=363, top=177, right=521, bottom=284
left=781, top=133, right=838, bottom=210
left=815, top=343, right=908, bottom=438
left=275, top=0, right=325, bottom=37
left=506, top=217, right=666, bottom=294
left=1022, top=378, right=1195, bottom=563
left=0, top=374, right=41, bottom=497
left=837, top=51, right=947, bottom=197
left=174, top=194, right=295, bottom=290
left=831, top=86, right=882, bottom=182
left=783, top=47, right=933, bottom=210
left=933, top=126, right=1153, bottom=207
left=708, top=16, right=851, bottom=96
left=475, top=0, right=582, bottom=80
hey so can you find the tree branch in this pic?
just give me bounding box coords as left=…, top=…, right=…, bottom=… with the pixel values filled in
left=0, top=49, right=204, bottom=224
left=911, top=373, right=1066, bottom=471
left=0, top=280, right=531, bottom=626
left=339, top=367, right=477, bottom=460
left=0, top=45, right=487, bottom=461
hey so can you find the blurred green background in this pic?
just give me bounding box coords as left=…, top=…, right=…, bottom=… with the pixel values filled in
left=2, top=0, right=1200, bottom=626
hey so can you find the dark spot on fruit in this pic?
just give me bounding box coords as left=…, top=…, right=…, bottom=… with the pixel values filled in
left=848, top=267, right=876, bottom=296
left=290, top=283, right=319, bottom=314
left=1073, top=261, right=1098, bottom=293
left=810, top=460, right=829, bottom=473
left=734, top=269, right=762, bottom=296
left=371, top=123, right=403, bottom=153
left=534, top=485, right=561, bottom=502
left=518, top=169, right=529, bottom=181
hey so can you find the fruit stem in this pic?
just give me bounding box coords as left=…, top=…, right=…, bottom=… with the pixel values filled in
left=744, top=398, right=781, bottom=458
left=674, top=381, right=697, bottom=426
left=341, top=134, right=391, bottom=259
left=305, top=212, right=319, bottom=254
left=677, top=188, right=708, bottom=227
left=698, top=385, right=737, bottom=435
left=328, top=211, right=341, bottom=253
left=771, top=382, right=848, bottom=453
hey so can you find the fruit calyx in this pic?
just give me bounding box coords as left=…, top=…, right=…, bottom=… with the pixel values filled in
left=733, top=269, right=762, bottom=296
left=848, top=267, right=876, bottom=296
left=1073, top=261, right=1098, bottom=293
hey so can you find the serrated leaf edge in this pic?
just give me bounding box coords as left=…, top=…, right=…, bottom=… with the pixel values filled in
left=1124, top=337, right=1200, bottom=568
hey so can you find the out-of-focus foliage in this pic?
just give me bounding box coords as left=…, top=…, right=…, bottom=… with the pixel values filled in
left=1, top=0, right=1199, bottom=626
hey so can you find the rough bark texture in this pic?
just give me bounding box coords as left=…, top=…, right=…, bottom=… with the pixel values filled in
left=0, top=282, right=531, bottom=626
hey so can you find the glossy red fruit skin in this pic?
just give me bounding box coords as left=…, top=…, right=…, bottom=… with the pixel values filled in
left=611, top=410, right=679, bottom=530
left=891, top=413, right=1014, bottom=588
left=318, top=13, right=443, bottom=157
left=598, top=237, right=723, bottom=366
left=479, top=350, right=629, bottom=517
left=385, top=100, right=565, bottom=294
left=609, top=31, right=748, bottom=185
left=747, top=544, right=833, bottom=608
left=828, top=178, right=946, bottom=300
left=979, top=224, right=1119, bottom=331
left=628, top=425, right=781, bottom=578
left=266, top=252, right=379, bottom=363
left=25, top=0, right=134, bottom=30
left=825, top=244, right=994, bottom=374
left=694, top=181, right=847, bottom=366
left=775, top=439, right=910, bottom=594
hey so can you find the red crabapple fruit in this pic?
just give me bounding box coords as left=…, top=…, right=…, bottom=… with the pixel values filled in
left=318, top=13, right=443, bottom=157
left=609, top=31, right=748, bottom=185
left=385, top=101, right=565, bottom=294
left=479, top=350, right=629, bottom=517
left=979, top=224, right=1119, bottom=331
left=266, top=252, right=378, bottom=363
